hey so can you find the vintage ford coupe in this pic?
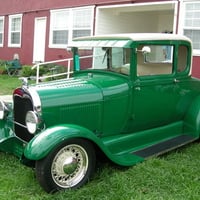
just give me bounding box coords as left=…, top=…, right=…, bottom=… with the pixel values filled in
left=0, top=33, right=200, bottom=193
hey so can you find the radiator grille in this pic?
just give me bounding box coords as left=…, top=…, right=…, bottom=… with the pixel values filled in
left=14, top=95, right=34, bottom=142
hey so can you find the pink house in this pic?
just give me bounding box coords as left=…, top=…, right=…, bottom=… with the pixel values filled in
left=0, top=0, right=199, bottom=77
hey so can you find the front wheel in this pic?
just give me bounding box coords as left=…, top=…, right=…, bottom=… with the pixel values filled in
left=35, top=139, right=96, bottom=193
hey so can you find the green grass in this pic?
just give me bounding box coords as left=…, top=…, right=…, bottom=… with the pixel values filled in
left=0, top=143, right=200, bottom=200
left=0, top=75, right=21, bottom=95
left=1, top=75, right=200, bottom=199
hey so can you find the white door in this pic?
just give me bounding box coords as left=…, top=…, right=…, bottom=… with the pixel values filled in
left=33, top=17, right=46, bottom=63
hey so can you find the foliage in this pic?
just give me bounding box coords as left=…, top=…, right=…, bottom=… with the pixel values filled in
left=0, top=143, right=200, bottom=199
left=0, top=60, right=8, bottom=74
left=21, top=64, right=66, bottom=78
left=45, top=65, right=68, bottom=81
left=21, top=65, right=48, bottom=77
left=21, top=65, right=36, bottom=77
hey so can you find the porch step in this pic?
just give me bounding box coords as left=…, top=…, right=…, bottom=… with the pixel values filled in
left=133, top=135, right=197, bottom=158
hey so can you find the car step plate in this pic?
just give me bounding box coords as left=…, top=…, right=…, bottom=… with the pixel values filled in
left=133, top=135, right=197, bottom=158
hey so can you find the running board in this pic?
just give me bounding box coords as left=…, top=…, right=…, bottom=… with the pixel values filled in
left=133, top=135, right=197, bottom=158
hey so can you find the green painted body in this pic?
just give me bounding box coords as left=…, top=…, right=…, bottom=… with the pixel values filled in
left=0, top=33, right=200, bottom=166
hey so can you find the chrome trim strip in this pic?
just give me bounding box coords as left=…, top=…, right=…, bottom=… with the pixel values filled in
left=23, top=86, right=42, bottom=114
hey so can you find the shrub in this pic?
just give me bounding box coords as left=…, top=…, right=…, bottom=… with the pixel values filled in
left=0, top=60, right=8, bottom=74
left=21, top=64, right=67, bottom=80
left=21, top=65, right=50, bottom=77
left=21, top=65, right=35, bottom=77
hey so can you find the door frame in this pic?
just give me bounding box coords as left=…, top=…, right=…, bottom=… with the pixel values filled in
left=33, top=17, right=47, bottom=63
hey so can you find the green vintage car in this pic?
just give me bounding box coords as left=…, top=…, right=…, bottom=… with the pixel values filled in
left=0, top=33, right=199, bottom=193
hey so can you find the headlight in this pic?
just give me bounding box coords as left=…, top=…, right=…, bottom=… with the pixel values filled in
left=0, top=100, right=6, bottom=119
left=25, top=111, right=39, bottom=134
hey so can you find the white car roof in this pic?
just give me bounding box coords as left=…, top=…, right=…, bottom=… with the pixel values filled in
left=81, top=33, right=190, bottom=41
left=68, top=33, right=192, bottom=48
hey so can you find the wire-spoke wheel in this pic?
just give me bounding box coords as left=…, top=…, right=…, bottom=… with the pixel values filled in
left=35, top=139, right=96, bottom=193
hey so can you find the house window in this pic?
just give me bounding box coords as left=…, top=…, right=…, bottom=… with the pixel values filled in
left=51, top=10, right=69, bottom=45
left=8, top=14, right=22, bottom=47
left=72, top=8, right=92, bottom=39
left=182, top=1, right=200, bottom=55
left=50, top=6, right=94, bottom=48
left=0, top=16, right=4, bottom=46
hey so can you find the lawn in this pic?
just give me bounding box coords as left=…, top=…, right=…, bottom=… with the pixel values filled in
left=1, top=143, right=200, bottom=200
left=0, top=75, right=21, bottom=95
left=1, top=75, right=200, bottom=199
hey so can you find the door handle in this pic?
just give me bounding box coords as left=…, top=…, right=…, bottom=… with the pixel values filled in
left=135, top=87, right=141, bottom=91
left=174, top=79, right=180, bottom=83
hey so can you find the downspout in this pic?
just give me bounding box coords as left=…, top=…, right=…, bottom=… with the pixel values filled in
left=174, top=0, right=180, bottom=34
left=93, top=6, right=97, bottom=35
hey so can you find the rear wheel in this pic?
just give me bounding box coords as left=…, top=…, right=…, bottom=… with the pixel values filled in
left=35, top=138, right=96, bottom=193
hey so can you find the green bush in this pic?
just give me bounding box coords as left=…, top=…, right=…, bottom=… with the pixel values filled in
left=21, top=64, right=67, bottom=79
left=21, top=65, right=35, bottom=77
left=0, top=60, right=8, bottom=74
left=21, top=65, right=51, bottom=77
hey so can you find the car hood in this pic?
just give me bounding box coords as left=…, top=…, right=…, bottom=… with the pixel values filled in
left=31, top=72, right=129, bottom=107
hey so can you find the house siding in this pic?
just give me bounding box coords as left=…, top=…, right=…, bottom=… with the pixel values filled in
left=192, top=57, right=200, bottom=79
left=0, top=0, right=199, bottom=77
left=0, top=0, right=132, bottom=14
left=0, top=0, right=178, bottom=65
left=0, top=10, right=50, bottom=64
left=0, top=0, right=169, bottom=14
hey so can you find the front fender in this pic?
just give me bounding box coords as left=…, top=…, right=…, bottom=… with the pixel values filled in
left=24, top=124, right=144, bottom=166
left=24, top=124, right=104, bottom=160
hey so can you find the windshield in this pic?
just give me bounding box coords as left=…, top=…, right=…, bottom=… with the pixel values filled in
left=77, top=47, right=131, bottom=75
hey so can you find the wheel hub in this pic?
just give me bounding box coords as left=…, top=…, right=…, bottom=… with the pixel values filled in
left=63, top=157, right=78, bottom=175
left=51, top=144, right=89, bottom=188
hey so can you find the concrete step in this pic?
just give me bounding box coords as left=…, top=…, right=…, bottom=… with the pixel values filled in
left=0, top=95, right=12, bottom=102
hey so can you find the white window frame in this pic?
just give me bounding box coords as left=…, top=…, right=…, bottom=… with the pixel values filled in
left=0, top=16, right=4, bottom=47
left=49, top=6, right=94, bottom=48
left=8, top=14, right=22, bottom=47
left=179, top=0, right=200, bottom=56
left=72, top=7, right=94, bottom=39
left=49, top=9, right=70, bottom=49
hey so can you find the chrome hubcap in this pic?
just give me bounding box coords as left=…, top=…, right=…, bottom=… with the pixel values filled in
left=63, top=157, right=78, bottom=174
left=51, top=144, right=88, bottom=188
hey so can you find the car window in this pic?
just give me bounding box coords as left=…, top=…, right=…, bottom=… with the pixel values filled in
left=137, top=44, right=173, bottom=76
left=78, top=47, right=131, bottom=75
left=109, top=48, right=131, bottom=75
left=177, top=45, right=188, bottom=73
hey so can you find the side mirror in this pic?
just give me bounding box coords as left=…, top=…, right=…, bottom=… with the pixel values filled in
left=142, top=46, right=151, bottom=54
left=66, top=47, right=72, bottom=52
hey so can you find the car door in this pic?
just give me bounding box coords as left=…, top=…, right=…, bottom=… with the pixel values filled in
left=125, top=43, right=186, bottom=133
